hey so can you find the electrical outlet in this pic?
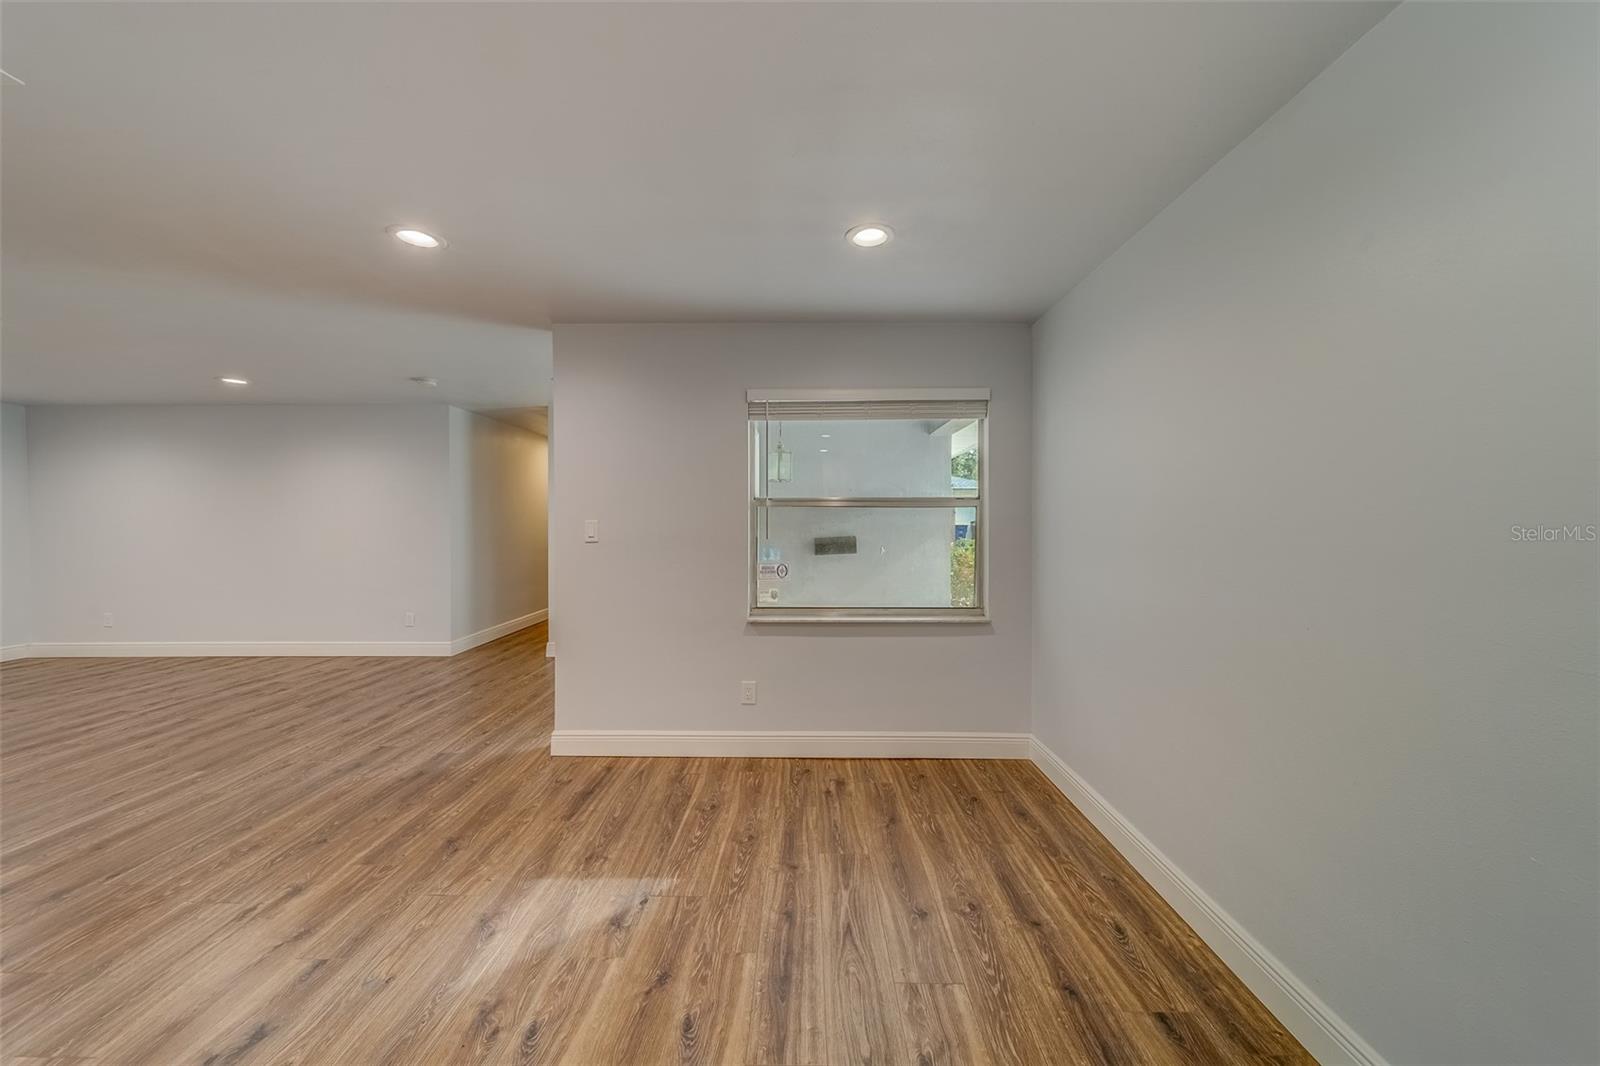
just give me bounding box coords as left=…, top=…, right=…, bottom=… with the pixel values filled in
left=101, top=611, right=114, bottom=628
left=403, top=611, right=417, bottom=628
left=740, top=681, right=758, bottom=706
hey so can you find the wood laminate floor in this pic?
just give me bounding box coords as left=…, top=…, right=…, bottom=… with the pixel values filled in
left=0, top=625, right=1310, bottom=1065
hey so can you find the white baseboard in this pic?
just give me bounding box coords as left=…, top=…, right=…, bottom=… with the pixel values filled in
left=14, top=610, right=551, bottom=661
left=550, top=729, right=1031, bottom=759
left=450, top=609, right=548, bottom=655
left=1028, top=738, right=1384, bottom=1066
left=24, top=640, right=452, bottom=658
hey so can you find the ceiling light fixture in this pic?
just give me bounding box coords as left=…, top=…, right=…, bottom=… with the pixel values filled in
left=387, top=226, right=446, bottom=249
left=218, top=376, right=249, bottom=386
left=846, top=224, right=892, bottom=248
left=409, top=376, right=440, bottom=387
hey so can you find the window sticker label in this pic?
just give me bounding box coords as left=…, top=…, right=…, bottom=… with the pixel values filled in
left=756, top=561, right=789, bottom=603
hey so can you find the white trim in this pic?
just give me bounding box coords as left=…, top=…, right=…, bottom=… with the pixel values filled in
left=450, top=609, right=548, bottom=655
left=1028, top=737, right=1386, bottom=1066
left=746, top=387, right=990, bottom=403
left=19, top=610, right=551, bottom=661
left=551, top=730, right=1031, bottom=759
left=545, top=642, right=556, bottom=659
left=26, top=641, right=452, bottom=658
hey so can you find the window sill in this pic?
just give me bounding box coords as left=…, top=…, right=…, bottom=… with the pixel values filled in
left=747, top=610, right=990, bottom=625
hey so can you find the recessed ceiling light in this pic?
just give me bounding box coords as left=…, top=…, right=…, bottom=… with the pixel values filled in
left=846, top=224, right=892, bottom=248
left=387, top=226, right=446, bottom=249
left=218, top=376, right=249, bottom=386
left=819, top=448, right=829, bottom=453
left=409, top=376, right=439, bottom=387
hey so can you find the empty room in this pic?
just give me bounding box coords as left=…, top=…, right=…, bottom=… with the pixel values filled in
left=0, top=3, right=1595, bottom=1065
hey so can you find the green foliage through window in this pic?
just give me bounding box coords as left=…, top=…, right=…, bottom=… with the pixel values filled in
left=950, top=538, right=976, bottom=607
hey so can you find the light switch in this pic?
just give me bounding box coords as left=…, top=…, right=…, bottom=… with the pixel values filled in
left=584, top=519, right=599, bottom=543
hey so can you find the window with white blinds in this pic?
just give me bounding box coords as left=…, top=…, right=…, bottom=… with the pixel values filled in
left=747, top=389, right=989, bottom=621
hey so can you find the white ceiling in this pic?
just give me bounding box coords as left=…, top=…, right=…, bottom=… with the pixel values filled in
left=1, top=1, right=1392, bottom=406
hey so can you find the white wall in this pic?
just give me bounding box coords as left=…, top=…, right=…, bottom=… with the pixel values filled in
left=551, top=323, right=1031, bottom=736
left=26, top=405, right=454, bottom=648
left=1031, top=5, right=1598, bottom=1065
left=449, top=407, right=548, bottom=641
left=1, top=403, right=32, bottom=653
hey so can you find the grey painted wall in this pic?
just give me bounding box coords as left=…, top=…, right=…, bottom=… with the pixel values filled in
left=1031, top=4, right=1598, bottom=1063
left=1, top=403, right=32, bottom=651
left=16, top=404, right=547, bottom=651
left=24, top=405, right=455, bottom=645
left=551, top=322, right=1032, bottom=734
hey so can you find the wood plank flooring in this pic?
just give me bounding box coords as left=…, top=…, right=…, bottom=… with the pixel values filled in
left=0, top=625, right=1311, bottom=1065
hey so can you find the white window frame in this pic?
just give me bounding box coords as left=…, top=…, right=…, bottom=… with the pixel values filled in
left=746, top=388, right=991, bottom=623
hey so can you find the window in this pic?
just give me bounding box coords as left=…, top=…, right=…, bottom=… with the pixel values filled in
left=748, top=389, right=989, bottom=621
